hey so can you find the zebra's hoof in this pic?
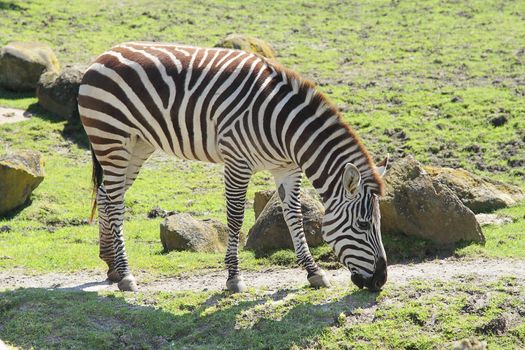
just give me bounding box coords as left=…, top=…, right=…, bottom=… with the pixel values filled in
left=308, top=271, right=331, bottom=288
left=118, top=275, right=138, bottom=292
left=226, top=276, right=247, bottom=293
left=107, top=269, right=122, bottom=283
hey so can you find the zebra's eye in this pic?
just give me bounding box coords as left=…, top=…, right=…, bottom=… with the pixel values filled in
left=357, top=220, right=370, bottom=230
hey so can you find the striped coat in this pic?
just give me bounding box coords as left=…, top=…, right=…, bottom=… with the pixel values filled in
left=79, top=42, right=388, bottom=292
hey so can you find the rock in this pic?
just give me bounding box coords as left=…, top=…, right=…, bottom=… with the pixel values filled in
left=475, top=213, right=513, bottom=226
left=36, top=65, right=85, bottom=120
left=453, top=337, right=487, bottom=350
left=0, top=42, right=59, bottom=91
left=147, top=206, right=177, bottom=219
left=0, top=150, right=45, bottom=215
left=424, top=166, right=524, bottom=213
left=215, top=34, right=276, bottom=59
left=380, top=156, right=484, bottom=245
left=490, top=115, right=507, bottom=127
left=245, top=190, right=324, bottom=253
left=201, top=218, right=247, bottom=245
left=477, top=315, right=508, bottom=335
left=160, top=214, right=240, bottom=253
left=253, top=190, right=275, bottom=220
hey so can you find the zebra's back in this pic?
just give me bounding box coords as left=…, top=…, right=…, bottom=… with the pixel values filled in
left=79, top=42, right=275, bottom=165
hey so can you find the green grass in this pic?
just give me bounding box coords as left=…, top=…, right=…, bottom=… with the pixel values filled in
left=1, top=0, right=524, bottom=275
left=1, top=1, right=525, bottom=348
left=1, top=277, right=524, bottom=349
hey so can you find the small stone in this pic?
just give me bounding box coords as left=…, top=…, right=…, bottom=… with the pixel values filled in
left=148, top=206, right=168, bottom=218
left=453, top=337, right=487, bottom=350
left=451, top=96, right=463, bottom=103
left=0, top=225, right=11, bottom=233
left=475, top=213, right=513, bottom=226
left=478, top=316, right=508, bottom=335
left=490, top=115, right=508, bottom=127
left=215, top=34, right=276, bottom=59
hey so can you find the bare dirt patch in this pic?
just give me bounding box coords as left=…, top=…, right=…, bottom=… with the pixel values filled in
left=1, top=258, right=524, bottom=293
left=0, top=107, right=32, bottom=124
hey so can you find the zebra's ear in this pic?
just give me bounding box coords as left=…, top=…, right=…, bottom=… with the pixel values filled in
left=376, top=154, right=390, bottom=177
left=343, top=163, right=361, bottom=195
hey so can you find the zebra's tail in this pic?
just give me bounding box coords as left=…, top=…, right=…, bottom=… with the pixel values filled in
left=89, top=147, right=103, bottom=224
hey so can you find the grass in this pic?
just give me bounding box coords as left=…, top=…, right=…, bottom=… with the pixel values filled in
left=1, top=277, right=524, bottom=349
left=1, top=0, right=525, bottom=348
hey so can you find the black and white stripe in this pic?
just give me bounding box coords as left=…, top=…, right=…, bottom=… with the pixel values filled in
left=78, top=41, right=388, bottom=292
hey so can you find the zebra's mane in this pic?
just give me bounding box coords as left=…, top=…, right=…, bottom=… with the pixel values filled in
left=269, top=60, right=384, bottom=195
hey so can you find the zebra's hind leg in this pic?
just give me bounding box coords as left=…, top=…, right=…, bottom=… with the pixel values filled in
left=223, top=161, right=252, bottom=293
left=96, top=184, right=121, bottom=282
left=95, top=138, right=154, bottom=291
left=272, top=166, right=330, bottom=288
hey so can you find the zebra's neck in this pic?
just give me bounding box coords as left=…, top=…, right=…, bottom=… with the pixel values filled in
left=280, top=80, right=382, bottom=206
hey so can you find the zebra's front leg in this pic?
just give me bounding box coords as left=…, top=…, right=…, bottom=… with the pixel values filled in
left=223, top=162, right=251, bottom=293
left=272, top=167, right=330, bottom=288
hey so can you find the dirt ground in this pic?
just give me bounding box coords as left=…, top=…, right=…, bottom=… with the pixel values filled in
left=2, top=257, right=524, bottom=293
left=0, top=107, right=32, bottom=125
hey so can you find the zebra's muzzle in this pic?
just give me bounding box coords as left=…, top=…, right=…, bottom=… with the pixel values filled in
left=350, top=257, right=388, bottom=291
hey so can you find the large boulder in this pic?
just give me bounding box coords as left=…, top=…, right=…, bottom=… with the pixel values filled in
left=0, top=42, right=59, bottom=91
left=37, top=65, right=85, bottom=120
left=424, top=166, right=524, bottom=213
left=160, top=214, right=236, bottom=253
left=380, top=156, right=484, bottom=245
left=215, top=34, right=276, bottom=59
left=245, top=190, right=324, bottom=253
left=0, top=150, right=45, bottom=215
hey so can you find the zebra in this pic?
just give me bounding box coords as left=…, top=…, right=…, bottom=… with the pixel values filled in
left=78, top=41, right=389, bottom=293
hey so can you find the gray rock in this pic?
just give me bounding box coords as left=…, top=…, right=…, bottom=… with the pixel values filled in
left=253, top=190, right=275, bottom=220
left=475, top=213, right=513, bottom=226
left=425, top=166, right=524, bottom=213
left=37, top=65, right=86, bottom=120
left=160, top=214, right=239, bottom=253
left=245, top=190, right=324, bottom=253
left=380, top=156, right=484, bottom=245
left=0, top=42, right=59, bottom=91
left=0, top=150, right=45, bottom=215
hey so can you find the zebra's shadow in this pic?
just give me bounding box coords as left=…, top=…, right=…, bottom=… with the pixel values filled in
left=0, top=286, right=378, bottom=349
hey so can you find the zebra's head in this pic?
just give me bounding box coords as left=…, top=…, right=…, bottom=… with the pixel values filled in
left=322, top=156, right=389, bottom=291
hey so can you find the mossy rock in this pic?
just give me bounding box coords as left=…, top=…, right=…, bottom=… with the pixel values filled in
left=0, top=42, right=60, bottom=92
left=37, top=65, right=86, bottom=120
left=380, top=156, right=484, bottom=245
left=160, top=214, right=233, bottom=253
left=424, top=166, right=524, bottom=213
left=0, top=150, right=45, bottom=215
left=215, top=34, right=276, bottom=59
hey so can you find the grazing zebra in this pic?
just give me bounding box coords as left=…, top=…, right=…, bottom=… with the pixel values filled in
left=78, top=42, right=389, bottom=292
